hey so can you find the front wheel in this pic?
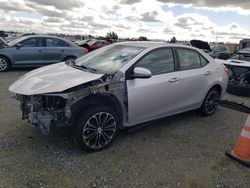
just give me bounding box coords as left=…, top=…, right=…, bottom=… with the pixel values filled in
left=200, top=88, right=220, bottom=116
left=0, top=56, right=10, bottom=72
left=73, top=106, right=118, bottom=152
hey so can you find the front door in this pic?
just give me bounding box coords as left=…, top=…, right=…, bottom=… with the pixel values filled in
left=11, top=37, right=44, bottom=66
left=126, top=48, right=182, bottom=124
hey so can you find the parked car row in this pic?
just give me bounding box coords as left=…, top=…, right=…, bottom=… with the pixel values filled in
left=189, top=40, right=231, bottom=60
left=75, top=39, right=113, bottom=51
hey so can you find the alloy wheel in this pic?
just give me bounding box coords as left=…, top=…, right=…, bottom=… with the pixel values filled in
left=0, top=58, right=7, bottom=71
left=204, top=90, right=219, bottom=114
left=82, top=112, right=117, bottom=149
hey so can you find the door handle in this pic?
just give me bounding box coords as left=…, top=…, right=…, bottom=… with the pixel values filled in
left=168, top=77, right=180, bottom=83
left=205, top=71, right=213, bottom=76
left=38, top=49, right=42, bottom=53
left=61, top=49, right=64, bottom=53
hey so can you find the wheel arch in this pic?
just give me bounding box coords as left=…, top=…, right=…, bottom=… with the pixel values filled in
left=210, top=84, right=222, bottom=95
left=0, top=54, right=12, bottom=65
left=200, top=83, right=223, bottom=108
left=70, top=93, right=124, bottom=128
left=63, top=55, right=77, bottom=61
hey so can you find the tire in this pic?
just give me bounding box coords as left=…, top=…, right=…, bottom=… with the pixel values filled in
left=64, top=56, right=76, bottom=62
left=0, top=56, right=10, bottom=72
left=200, top=88, right=221, bottom=116
left=227, top=81, right=250, bottom=97
left=73, top=106, right=118, bottom=152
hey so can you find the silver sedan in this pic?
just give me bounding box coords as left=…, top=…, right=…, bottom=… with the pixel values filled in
left=9, top=42, right=229, bottom=151
left=0, top=35, right=87, bottom=72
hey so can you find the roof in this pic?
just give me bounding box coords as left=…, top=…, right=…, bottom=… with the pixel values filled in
left=12, top=35, right=77, bottom=46
left=115, top=41, right=166, bottom=48
left=18, top=34, right=68, bottom=40
left=115, top=41, right=197, bottom=50
left=240, top=38, right=250, bottom=42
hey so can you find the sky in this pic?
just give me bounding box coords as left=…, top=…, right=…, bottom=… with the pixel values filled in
left=0, top=0, right=250, bottom=42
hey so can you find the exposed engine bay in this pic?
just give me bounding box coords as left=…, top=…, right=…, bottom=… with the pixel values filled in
left=15, top=73, right=126, bottom=135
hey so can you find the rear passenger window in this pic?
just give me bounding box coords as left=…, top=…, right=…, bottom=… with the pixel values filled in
left=177, top=48, right=201, bottom=70
left=46, top=38, right=69, bottom=47
left=135, top=48, right=175, bottom=75
left=200, top=55, right=209, bottom=67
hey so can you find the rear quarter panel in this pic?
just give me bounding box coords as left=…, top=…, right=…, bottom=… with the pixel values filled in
left=65, top=47, right=85, bottom=59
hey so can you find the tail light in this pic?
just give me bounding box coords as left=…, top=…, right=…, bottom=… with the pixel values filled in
left=224, top=67, right=229, bottom=76
left=83, top=48, right=88, bottom=54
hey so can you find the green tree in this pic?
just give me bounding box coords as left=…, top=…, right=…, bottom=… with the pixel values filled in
left=170, top=36, right=176, bottom=43
left=106, top=31, right=118, bottom=40
left=138, top=36, right=147, bottom=41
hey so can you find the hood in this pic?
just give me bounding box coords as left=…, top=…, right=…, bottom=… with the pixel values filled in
left=190, top=40, right=211, bottom=52
left=9, top=62, right=104, bottom=95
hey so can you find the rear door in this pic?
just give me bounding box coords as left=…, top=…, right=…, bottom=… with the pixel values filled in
left=126, top=48, right=182, bottom=124
left=42, top=38, right=69, bottom=64
left=11, top=37, right=44, bottom=66
left=175, top=48, right=215, bottom=109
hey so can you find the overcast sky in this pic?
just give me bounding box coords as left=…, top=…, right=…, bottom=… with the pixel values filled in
left=0, top=0, right=249, bottom=42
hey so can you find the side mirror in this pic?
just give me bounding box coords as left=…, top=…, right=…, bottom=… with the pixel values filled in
left=15, top=43, right=22, bottom=49
left=131, top=67, right=152, bottom=79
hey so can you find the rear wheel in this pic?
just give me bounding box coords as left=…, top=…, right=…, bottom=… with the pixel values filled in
left=73, top=106, right=118, bottom=152
left=0, top=56, right=10, bottom=72
left=200, top=88, right=220, bottom=116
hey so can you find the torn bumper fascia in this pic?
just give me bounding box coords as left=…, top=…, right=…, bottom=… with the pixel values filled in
left=28, top=111, right=55, bottom=135
left=16, top=88, right=92, bottom=135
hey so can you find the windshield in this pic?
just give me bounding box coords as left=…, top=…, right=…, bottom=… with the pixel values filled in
left=75, top=44, right=145, bottom=74
left=8, top=36, right=27, bottom=46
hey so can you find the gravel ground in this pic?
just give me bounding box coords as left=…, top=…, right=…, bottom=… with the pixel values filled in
left=223, top=92, right=250, bottom=107
left=1, top=69, right=250, bottom=188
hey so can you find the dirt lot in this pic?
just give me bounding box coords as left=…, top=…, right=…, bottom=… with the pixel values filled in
left=1, top=69, right=250, bottom=188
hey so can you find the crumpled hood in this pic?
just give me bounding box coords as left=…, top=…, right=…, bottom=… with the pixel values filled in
left=9, top=62, right=104, bottom=95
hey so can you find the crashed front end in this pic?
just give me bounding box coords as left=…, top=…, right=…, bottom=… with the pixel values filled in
left=17, top=94, right=70, bottom=135
left=8, top=62, right=108, bottom=135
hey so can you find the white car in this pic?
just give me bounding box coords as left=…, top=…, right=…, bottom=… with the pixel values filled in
left=216, top=49, right=250, bottom=96
left=9, top=42, right=229, bottom=151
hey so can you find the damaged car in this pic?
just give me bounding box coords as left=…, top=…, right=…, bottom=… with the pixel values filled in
left=190, top=40, right=230, bottom=60
left=216, top=48, right=250, bottom=97
left=9, top=42, right=228, bottom=151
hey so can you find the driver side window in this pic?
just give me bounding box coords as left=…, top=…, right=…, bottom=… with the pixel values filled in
left=20, top=38, right=38, bottom=47
left=135, top=48, right=175, bottom=75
